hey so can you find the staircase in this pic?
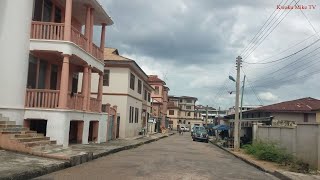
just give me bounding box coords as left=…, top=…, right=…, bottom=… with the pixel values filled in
left=0, top=114, right=91, bottom=163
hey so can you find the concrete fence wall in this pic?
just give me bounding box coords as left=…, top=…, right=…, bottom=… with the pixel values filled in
left=253, top=123, right=320, bottom=169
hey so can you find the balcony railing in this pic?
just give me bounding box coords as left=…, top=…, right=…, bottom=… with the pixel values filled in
left=25, top=89, right=100, bottom=112
left=31, top=21, right=103, bottom=61
left=71, top=26, right=88, bottom=51
left=67, top=93, right=84, bottom=111
left=90, top=97, right=101, bottom=112
left=25, top=89, right=60, bottom=109
left=31, top=21, right=65, bottom=40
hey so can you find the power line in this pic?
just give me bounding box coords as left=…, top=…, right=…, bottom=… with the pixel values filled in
left=241, top=68, right=264, bottom=105
left=243, top=38, right=320, bottom=64
left=240, top=0, right=286, bottom=56
left=243, top=0, right=300, bottom=60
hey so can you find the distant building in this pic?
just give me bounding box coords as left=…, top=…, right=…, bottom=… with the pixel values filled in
left=167, top=96, right=203, bottom=130
left=226, top=105, right=262, bottom=115
left=148, top=75, right=169, bottom=131
left=88, top=48, right=154, bottom=138
left=195, top=105, right=227, bottom=124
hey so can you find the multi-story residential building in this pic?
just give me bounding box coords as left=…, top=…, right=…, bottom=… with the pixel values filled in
left=148, top=76, right=170, bottom=131
left=227, top=105, right=262, bottom=115
left=167, top=96, right=203, bottom=130
left=195, top=105, right=227, bottom=124
left=88, top=48, right=153, bottom=138
left=0, top=0, right=113, bottom=148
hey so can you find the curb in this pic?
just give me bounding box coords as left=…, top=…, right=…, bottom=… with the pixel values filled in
left=209, top=140, right=292, bottom=180
left=2, top=133, right=174, bottom=180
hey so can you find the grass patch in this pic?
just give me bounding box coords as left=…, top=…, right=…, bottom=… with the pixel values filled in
left=243, top=141, right=310, bottom=173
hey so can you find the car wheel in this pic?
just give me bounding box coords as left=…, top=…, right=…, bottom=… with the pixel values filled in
left=205, top=140, right=209, bottom=143
left=192, top=138, right=195, bottom=141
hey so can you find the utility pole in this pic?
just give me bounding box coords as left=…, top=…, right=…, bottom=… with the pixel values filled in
left=239, top=75, right=246, bottom=140
left=205, top=105, right=208, bottom=126
left=234, top=56, right=242, bottom=151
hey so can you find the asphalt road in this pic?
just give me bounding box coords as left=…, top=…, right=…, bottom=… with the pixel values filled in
left=36, top=133, right=279, bottom=180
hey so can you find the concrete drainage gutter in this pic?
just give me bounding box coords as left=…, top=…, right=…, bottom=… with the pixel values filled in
left=209, top=140, right=292, bottom=180
left=1, top=133, right=174, bottom=180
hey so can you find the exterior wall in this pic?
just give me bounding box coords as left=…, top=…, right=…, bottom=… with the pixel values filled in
left=126, top=96, right=143, bottom=137
left=24, top=109, right=108, bottom=147
left=271, top=112, right=316, bottom=123
left=255, top=123, right=320, bottom=169
left=0, top=0, right=34, bottom=111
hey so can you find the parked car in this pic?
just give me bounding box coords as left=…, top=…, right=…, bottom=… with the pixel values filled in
left=191, top=126, right=200, bottom=136
left=192, top=127, right=209, bottom=143
left=179, top=126, right=185, bottom=132
left=184, top=127, right=190, bottom=132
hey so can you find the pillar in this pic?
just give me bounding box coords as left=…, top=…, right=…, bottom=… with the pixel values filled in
left=87, top=67, right=92, bottom=111
left=113, top=105, right=118, bottom=139
left=84, top=5, right=91, bottom=51
left=56, top=66, right=62, bottom=90
left=100, top=24, right=106, bottom=50
left=64, top=0, right=73, bottom=41
left=45, top=63, right=52, bottom=89
left=97, top=72, right=103, bottom=112
left=58, top=55, right=70, bottom=108
left=82, top=66, right=89, bottom=110
left=89, top=8, right=94, bottom=52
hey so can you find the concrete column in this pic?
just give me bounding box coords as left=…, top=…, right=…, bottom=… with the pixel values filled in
left=97, top=72, right=103, bottom=112
left=84, top=5, right=91, bottom=51
left=58, top=55, right=70, bottom=108
left=89, top=8, right=94, bottom=52
left=45, top=63, right=52, bottom=89
left=252, top=123, right=258, bottom=141
left=100, top=24, right=106, bottom=50
left=64, top=0, right=73, bottom=41
left=113, top=105, right=118, bottom=139
left=87, top=67, right=92, bottom=111
left=82, top=120, right=90, bottom=144
left=82, top=66, right=89, bottom=110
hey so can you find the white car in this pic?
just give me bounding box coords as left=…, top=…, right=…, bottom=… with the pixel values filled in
left=180, top=126, right=185, bottom=131
left=184, top=127, right=190, bottom=132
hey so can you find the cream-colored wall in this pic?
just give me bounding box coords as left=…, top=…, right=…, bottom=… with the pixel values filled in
left=126, top=96, right=143, bottom=137
left=128, top=71, right=144, bottom=100
left=271, top=112, right=316, bottom=123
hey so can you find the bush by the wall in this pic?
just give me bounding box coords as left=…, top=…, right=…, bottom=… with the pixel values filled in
left=243, top=141, right=309, bottom=173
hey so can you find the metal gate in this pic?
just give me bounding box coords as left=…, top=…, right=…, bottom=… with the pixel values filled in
left=108, top=115, right=114, bottom=141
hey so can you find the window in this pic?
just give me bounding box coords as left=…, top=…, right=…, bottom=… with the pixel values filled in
left=186, top=106, right=191, bottom=109
left=148, top=92, right=151, bottom=102
left=103, top=70, right=110, bottom=86
left=138, top=80, right=142, bottom=94
left=129, top=106, right=134, bottom=123
left=180, top=99, right=183, bottom=103
left=155, top=86, right=159, bottom=94
left=304, top=114, right=308, bottom=122
left=144, top=90, right=147, bottom=101
left=130, top=73, right=135, bottom=90
left=187, top=99, right=192, bottom=103
left=187, top=112, right=191, bottom=116
left=169, top=110, right=174, bottom=115
left=135, top=108, right=139, bottom=123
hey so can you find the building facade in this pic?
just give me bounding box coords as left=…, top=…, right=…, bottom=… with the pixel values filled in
left=87, top=48, right=153, bottom=138
left=0, top=0, right=113, bottom=147
left=167, top=96, right=203, bottom=130
left=148, top=76, right=169, bottom=130
left=195, top=105, right=227, bottom=124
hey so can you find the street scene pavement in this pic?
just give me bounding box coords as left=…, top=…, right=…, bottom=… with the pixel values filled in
left=36, top=133, right=278, bottom=180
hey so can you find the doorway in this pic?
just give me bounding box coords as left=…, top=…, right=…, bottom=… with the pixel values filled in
left=88, top=121, right=99, bottom=142
left=69, top=121, right=84, bottom=144
left=25, top=119, right=47, bottom=136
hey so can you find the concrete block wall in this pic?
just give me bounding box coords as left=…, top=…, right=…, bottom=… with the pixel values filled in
left=254, top=123, right=320, bottom=169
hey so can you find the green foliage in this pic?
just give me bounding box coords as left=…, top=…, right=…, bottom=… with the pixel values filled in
left=243, top=141, right=309, bottom=173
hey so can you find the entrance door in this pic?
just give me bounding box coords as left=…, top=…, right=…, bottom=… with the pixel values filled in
left=107, top=116, right=113, bottom=141
left=69, top=121, right=83, bottom=144
left=88, top=121, right=99, bottom=142
left=116, top=117, right=120, bottom=138
left=28, top=119, right=47, bottom=136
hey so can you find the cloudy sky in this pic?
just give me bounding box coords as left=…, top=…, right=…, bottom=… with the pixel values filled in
left=97, top=0, right=320, bottom=109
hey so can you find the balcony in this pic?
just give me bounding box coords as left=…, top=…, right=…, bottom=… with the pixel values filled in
left=25, top=89, right=101, bottom=113
left=30, top=21, right=104, bottom=61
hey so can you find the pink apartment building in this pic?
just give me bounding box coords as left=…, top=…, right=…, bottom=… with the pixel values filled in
left=148, top=75, right=169, bottom=130
left=0, top=0, right=113, bottom=148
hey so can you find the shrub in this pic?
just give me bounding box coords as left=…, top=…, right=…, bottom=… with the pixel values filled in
left=243, top=141, right=310, bottom=173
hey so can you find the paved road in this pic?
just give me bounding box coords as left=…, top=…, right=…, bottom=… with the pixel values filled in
left=36, top=133, right=278, bottom=180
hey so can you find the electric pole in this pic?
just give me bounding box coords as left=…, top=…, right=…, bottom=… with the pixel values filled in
left=205, top=105, right=208, bottom=126
left=239, top=75, right=246, bottom=140
left=234, top=56, right=242, bottom=151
